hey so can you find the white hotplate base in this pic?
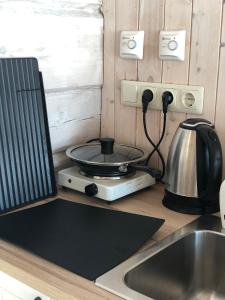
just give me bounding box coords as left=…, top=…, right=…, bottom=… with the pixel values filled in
left=58, top=165, right=155, bottom=202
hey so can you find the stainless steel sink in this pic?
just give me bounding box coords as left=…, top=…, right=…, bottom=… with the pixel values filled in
left=96, top=215, right=225, bottom=300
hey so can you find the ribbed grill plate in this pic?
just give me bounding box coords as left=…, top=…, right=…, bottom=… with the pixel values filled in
left=0, top=58, right=56, bottom=213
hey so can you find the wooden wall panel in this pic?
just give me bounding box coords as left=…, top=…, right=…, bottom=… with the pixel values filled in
left=50, top=116, right=101, bottom=153
left=135, top=0, right=164, bottom=168
left=102, top=0, right=225, bottom=178
left=0, top=1, right=103, bottom=91
left=101, top=0, right=116, bottom=138
left=188, top=0, right=222, bottom=122
left=46, top=89, right=101, bottom=128
left=0, top=0, right=103, bottom=168
left=215, top=2, right=225, bottom=177
left=114, top=0, right=139, bottom=145
left=160, top=0, right=192, bottom=163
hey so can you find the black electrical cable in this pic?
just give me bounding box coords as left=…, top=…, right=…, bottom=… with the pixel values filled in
left=142, top=113, right=164, bottom=167
left=143, top=111, right=166, bottom=181
left=146, top=112, right=167, bottom=165
left=142, top=90, right=173, bottom=181
left=87, top=138, right=100, bottom=143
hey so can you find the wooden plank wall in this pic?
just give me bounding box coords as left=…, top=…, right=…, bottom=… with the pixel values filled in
left=216, top=1, right=225, bottom=178
left=101, top=0, right=225, bottom=177
left=0, top=0, right=103, bottom=169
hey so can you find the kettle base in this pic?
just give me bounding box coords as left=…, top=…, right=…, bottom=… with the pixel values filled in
left=163, top=190, right=219, bottom=215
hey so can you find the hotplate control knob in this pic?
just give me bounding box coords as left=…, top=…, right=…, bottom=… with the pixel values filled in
left=85, top=183, right=98, bottom=197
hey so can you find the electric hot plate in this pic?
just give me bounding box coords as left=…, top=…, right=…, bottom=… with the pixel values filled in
left=58, top=165, right=155, bottom=202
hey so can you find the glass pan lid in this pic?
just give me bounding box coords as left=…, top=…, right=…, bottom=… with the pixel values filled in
left=67, top=143, right=146, bottom=165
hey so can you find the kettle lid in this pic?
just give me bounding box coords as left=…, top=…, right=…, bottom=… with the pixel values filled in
left=180, top=118, right=214, bottom=130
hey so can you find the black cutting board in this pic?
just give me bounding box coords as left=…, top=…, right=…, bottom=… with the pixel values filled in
left=0, top=199, right=164, bottom=280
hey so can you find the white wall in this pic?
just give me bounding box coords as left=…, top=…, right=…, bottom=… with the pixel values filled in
left=0, top=0, right=103, bottom=168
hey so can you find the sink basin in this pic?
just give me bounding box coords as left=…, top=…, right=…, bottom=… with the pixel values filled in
left=125, top=231, right=225, bottom=300
left=96, top=216, right=225, bottom=300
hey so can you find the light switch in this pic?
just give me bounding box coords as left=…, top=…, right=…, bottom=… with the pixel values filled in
left=159, top=30, right=186, bottom=61
left=120, top=31, right=144, bottom=60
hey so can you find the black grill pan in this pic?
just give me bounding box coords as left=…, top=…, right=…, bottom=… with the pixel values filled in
left=0, top=58, right=56, bottom=213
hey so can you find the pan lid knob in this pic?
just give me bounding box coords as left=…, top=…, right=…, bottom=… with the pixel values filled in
left=100, top=138, right=115, bottom=155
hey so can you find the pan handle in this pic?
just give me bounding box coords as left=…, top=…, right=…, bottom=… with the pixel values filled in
left=129, top=164, right=161, bottom=179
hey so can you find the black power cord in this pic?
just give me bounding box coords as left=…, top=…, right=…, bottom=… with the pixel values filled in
left=142, top=90, right=173, bottom=181
left=162, top=91, right=174, bottom=114
left=142, top=89, right=154, bottom=113
left=142, top=90, right=165, bottom=172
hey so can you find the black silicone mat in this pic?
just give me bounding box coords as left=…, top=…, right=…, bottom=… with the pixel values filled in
left=0, top=199, right=164, bottom=280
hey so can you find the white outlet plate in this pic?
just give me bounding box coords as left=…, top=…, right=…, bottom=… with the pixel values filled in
left=121, top=80, right=204, bottom=114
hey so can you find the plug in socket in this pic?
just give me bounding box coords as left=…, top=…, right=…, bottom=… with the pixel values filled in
left=121, top=80, right=204, bottom=114
left=158, top=88, right=177, bottom=110
left=180, top=89, right=204, bottom=114
left=138, top=86, right=158, bottom=109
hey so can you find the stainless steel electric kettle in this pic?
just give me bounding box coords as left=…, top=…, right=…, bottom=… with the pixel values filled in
left=163, top=118, right=223, bottom=214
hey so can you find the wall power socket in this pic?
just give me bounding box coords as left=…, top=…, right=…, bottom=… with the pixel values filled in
left=121, top=80, right=204, bottom=114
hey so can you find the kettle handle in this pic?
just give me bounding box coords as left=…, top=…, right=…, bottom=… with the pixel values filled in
left=196, top=124, right=222, bottom=204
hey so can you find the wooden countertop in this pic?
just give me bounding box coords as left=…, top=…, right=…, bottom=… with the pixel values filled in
left=0, top=183, right=198, bottom=300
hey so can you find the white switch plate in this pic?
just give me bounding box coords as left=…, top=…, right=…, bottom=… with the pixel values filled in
left=120, top=31, right=144, bottom=60
left=159, top=30, right=186, bottom=61
left=121, top=80, right=204, bottom=114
